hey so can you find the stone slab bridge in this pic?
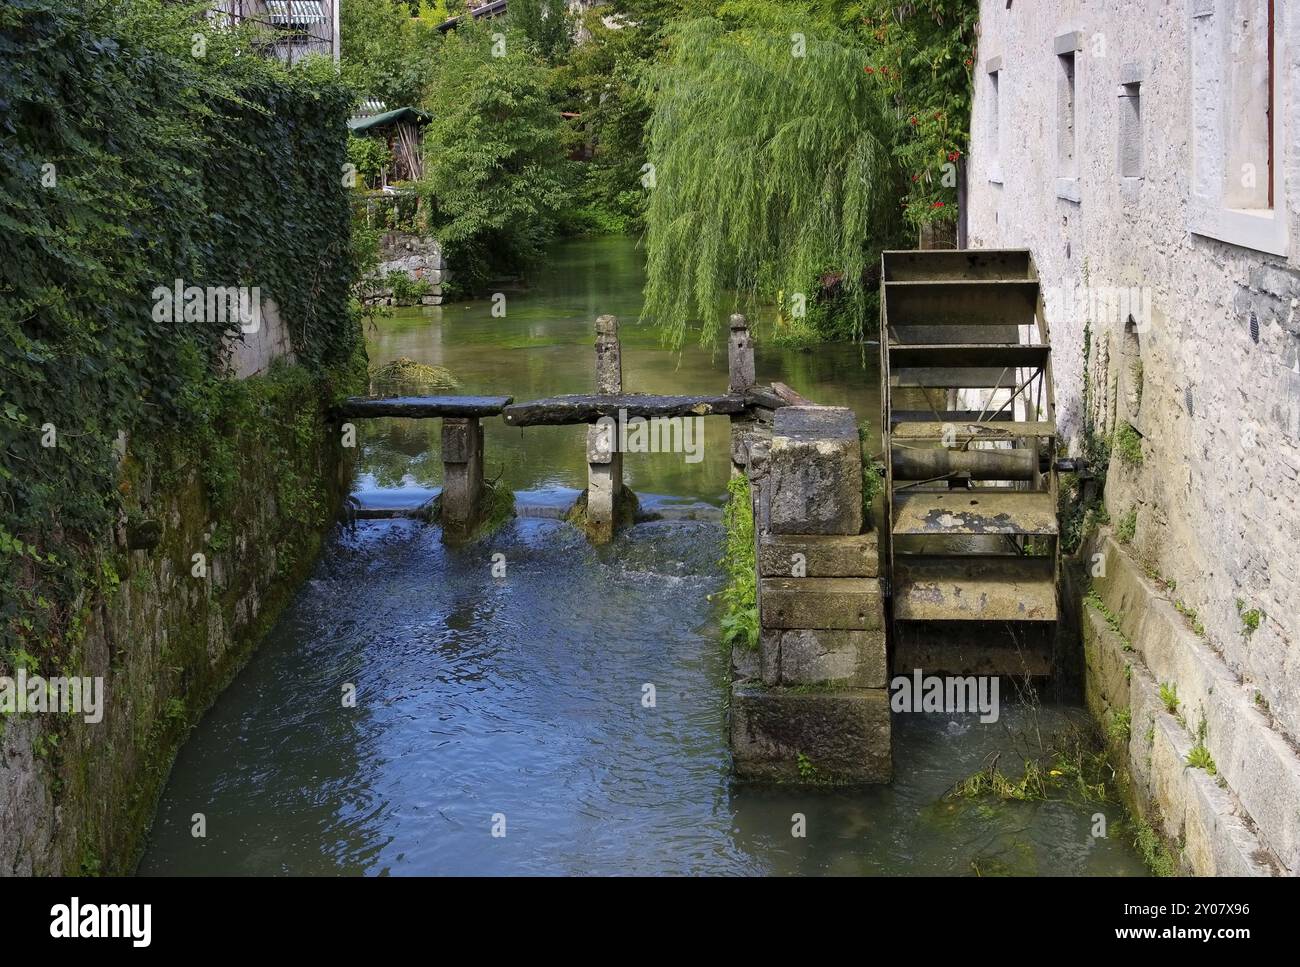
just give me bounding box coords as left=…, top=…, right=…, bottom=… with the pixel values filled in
left=337, top=314, right=792, bottom=541
left=333, top=313, right=890, bottom=783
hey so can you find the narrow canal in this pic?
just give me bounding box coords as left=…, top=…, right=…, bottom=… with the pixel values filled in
left=138, top=237, right=1147, bottom=875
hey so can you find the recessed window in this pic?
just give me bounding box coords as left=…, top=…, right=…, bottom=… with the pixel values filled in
left=1119, top=82, right=1142, bottom=178
left=1058, top=52, right=1077, bottom=177
left=986, top=58, right=1003, bottom=184
left=1189, top=0, right=1287, bottom=255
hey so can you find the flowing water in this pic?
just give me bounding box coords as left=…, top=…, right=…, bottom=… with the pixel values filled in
left=138, top=236, right=1147, bottom=876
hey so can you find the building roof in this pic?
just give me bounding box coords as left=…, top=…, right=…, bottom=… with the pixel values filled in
left=347, top=106, right=432, bottom=133
left=436, top=0, right=509, bottom=33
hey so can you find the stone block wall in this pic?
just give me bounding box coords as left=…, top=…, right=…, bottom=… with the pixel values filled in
left=1081, top=531, right=1297, bottom=875
left=968, top=0, right=1300, bottom=743
left=366, top=231, right=449, bottom=306
left=730, top=406, right=891, bottom=784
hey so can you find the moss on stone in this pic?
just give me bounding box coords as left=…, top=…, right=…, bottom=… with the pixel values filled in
left=432, top=480, right=517, bottom=544
left=8, top=358, right=358, bottom=875
left=1114, top=422, right=1143, bottom=467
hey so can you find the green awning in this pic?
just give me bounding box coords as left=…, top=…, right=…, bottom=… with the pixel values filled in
left=347, top=107, right=431, bottom=133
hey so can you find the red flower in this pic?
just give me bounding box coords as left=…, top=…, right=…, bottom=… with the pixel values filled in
left=932, top=201, right=945, bottom=208
left=965, top=58, right=973, bottom=66
left=912, top=175, right=919, bottom=182
left=865, top=66, right=876, bottom=73
left=947, top=150, right=961, bottom=162
left=909, top=116, right=918, bottom=125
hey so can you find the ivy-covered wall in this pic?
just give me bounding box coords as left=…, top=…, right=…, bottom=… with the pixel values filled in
left=0, top=1, right=366, bottom=871
left=1, top=365, right=356, bottom=874
left=1, top=0, right=361, bottom=652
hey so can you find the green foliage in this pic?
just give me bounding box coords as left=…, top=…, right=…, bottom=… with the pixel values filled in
left=1174, top=600, right=1205, bottom=637
left=1132, top=818, right=1178, bottom=877
left=1086, top=588, right=1133, bottom=651
left=1235, top=598, right=1262, bottom=635
left=719, top=474, right=758, bottom=650
left=348, top=135, right=394, bottom=189
left=1, top=0, right=359, bottom=656
left=1158, top=682, right=1180, bottom=715
left=385, top=272, right=432, bottom=305
left=951, top=722, right=1112, bottom=805
left=1186, top=717, right=1217, bottom=773
left=509, top=0, right=574, bottom=61
left=861, top=454, right=884, bottom=529
left=853, top=0, right=978, bottom=227
left=417, top=23, right=574, bottom=290
left=340, top=0, right=442, bottom=107
left=1108, top=707, right=1132, bottom=744
left=1186, top=742, right=1216, bottom=774
left=1115, top=422, right=1144, bottom=466
left=553, top=11, right=657, bottom=234
left=1117, top=507, right=1137, bottom=544
left=641, top=11, right=904, bottom=349
left=369, top=357, right=460, bottom=393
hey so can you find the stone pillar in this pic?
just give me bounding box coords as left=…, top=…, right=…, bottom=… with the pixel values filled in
left=595, top=313, right=622, bottom=394
left=440, top=417, right=483, bottom=536
left=728, top=313, right=759, bottom=476
left=728, top=313, right=755, bottom=394
left=731, top=405, right=892, bottom=784
left=586, top=315, right=624, bottom=542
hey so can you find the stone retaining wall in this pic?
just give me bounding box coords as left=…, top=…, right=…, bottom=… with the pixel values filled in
left=1080, top=531, right=1299, bottom=875
left=0, top=366, right=353, bottom=875
left=365, top=231, right=449, bottom=306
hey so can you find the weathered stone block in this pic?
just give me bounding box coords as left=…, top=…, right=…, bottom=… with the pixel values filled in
left=441, top=418, right=475, bottom=463
left=730, top=684, right=891, bottom=783
left=586, top=421, right=615, bottom=464
left=768, top=406, right=863, bottom=535
left=440, top=418, right=483, bottom=534
left=758, top=533, right=878, bottom=578
left=759, top=577, right=882, bottom=630
left=761, top=628, right=887, bottom=687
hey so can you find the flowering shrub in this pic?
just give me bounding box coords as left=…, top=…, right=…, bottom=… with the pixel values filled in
left=859, top=0, right=978, bottom=228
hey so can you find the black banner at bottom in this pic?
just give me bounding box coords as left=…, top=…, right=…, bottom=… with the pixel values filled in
left=0, top=875, right=1283, bottom=953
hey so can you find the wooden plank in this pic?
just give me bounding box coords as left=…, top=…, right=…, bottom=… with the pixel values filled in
left=890, top=409, right=1014, bottom=423
left=891, top=367, right=1017, bottom=388
left=881, top=249, right=1032, bottom=281
left=337, top=395, right=513, bottom=418
left=888, top=343, right=1050, bottom=369
left=891, top=420, right=1055, bottom=441
left=503, top=393, right=747, bottom=426
left=892, top=490, right=1058, bottom=536
left=884, top=279, right=1040, bottom=326
left=892, top=621, right=1054, bottom=676
left=892, top=555, right=1057, bottom=621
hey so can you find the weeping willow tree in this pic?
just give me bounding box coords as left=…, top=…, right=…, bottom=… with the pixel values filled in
left=641, top=11, right=904, bottom=349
